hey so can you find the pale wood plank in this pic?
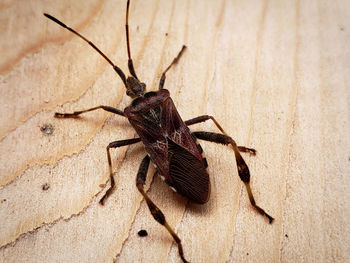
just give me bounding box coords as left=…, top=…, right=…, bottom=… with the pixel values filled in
left=1, top=0, right=349, bottom=262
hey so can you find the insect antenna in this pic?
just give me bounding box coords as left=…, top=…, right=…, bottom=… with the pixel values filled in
left=43, top=13, right=127, bottom=87
left=125, top=0, right=138, bottom=79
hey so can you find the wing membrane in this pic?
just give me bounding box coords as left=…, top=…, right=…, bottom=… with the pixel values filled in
left=168, top=138, right=210, bottom=204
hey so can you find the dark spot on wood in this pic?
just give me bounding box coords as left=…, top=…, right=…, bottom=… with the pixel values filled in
left=42, top=183, right=50, bottom=191
left=285, top=234, right=288, bottom=238
left=138, top=229, right=148, bottom=237
left=40, top=124, right=54, bottom=135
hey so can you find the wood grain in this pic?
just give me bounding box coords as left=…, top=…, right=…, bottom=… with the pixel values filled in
left=1, top=0, right=349, bottom=262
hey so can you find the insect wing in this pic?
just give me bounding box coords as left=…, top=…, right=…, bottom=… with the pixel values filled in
left=128, top=117, right=169, bottom=174
left=161, top=98, right=201, bottom=159
left=162, top=98, right=210, bottom=203
left=168, top=138, right=210, bottom=204
left=126, top=94, right=210, bottom=203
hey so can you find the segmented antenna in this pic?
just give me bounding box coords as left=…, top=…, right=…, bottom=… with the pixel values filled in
left=43, top=13, right=127, bottom=86
left=125, top=0, right=138, bottom=79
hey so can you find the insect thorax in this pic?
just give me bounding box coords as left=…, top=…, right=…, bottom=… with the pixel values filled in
left=142, top=106, right=162, bottom=125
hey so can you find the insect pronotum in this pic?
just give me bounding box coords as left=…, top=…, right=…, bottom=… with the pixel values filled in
left=44, top=1, right=274, bottom=262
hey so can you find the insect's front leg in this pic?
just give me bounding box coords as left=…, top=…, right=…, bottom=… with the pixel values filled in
left=99, top=138, right=141, bottom=205
left=136, top=156, right=189, bottom=263
left=158, top=45, right=187, bottom=90
left=55, top=105, right=125, bottom=118
left=192, top=131, right=274, bottom=224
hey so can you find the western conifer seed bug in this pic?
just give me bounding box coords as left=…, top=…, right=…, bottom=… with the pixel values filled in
left=44, top=1, right=274, bottom=262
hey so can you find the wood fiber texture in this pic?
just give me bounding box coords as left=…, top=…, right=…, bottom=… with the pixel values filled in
left=0, top=0, right=349, bottom=262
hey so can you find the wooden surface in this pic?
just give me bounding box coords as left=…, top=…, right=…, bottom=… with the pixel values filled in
left=0, top=0, right=349, bottom=262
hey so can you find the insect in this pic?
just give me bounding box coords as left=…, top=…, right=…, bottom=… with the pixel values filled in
left=44, top=1, right=274, bottom=262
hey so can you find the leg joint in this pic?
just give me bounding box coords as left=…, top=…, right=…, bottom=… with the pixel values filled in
left=147, top=200, right=166, bottom=225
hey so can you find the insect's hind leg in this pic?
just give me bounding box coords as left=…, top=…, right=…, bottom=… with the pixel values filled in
left=99, top=138, right=141, bottom=205
left=192, top=131, right=274, bottom=224
left=159, top=45, right=187, bottom=90
left=55, top=105, right=125, bottom=118
left=136, top=156, right=189, bottom=263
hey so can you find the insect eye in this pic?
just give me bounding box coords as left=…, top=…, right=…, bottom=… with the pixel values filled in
left=126, top=89, right=133, bottom=97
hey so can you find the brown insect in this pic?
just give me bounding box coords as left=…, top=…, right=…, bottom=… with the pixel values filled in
left=44, top=1, right=273, bottom=262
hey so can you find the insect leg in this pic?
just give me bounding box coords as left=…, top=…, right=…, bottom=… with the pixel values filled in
left=185, top=115, right=224, bottom=132
left=99, top=138, right=141, bottom=205
left=158, top=45, right=187, bottom=90
left=192, top=131, right=274, bottom=223
left=55, top=105, right=125, bottom=118
left=185, top=115, right=256, bottom=154
left=136, top=156, right=189, bottom=263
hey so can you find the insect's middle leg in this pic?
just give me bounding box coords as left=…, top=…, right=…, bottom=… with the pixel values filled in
left=158, top=45, right=187, bottom=90
left=193, top=131, right=274, bottom=223
left=55, top=105, right=125, bottom=118
left=99, top=138, right=141, bottom=205
left=136, top=156, right=189, bottom=263
left=185, top=115, right=256, bottom=155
